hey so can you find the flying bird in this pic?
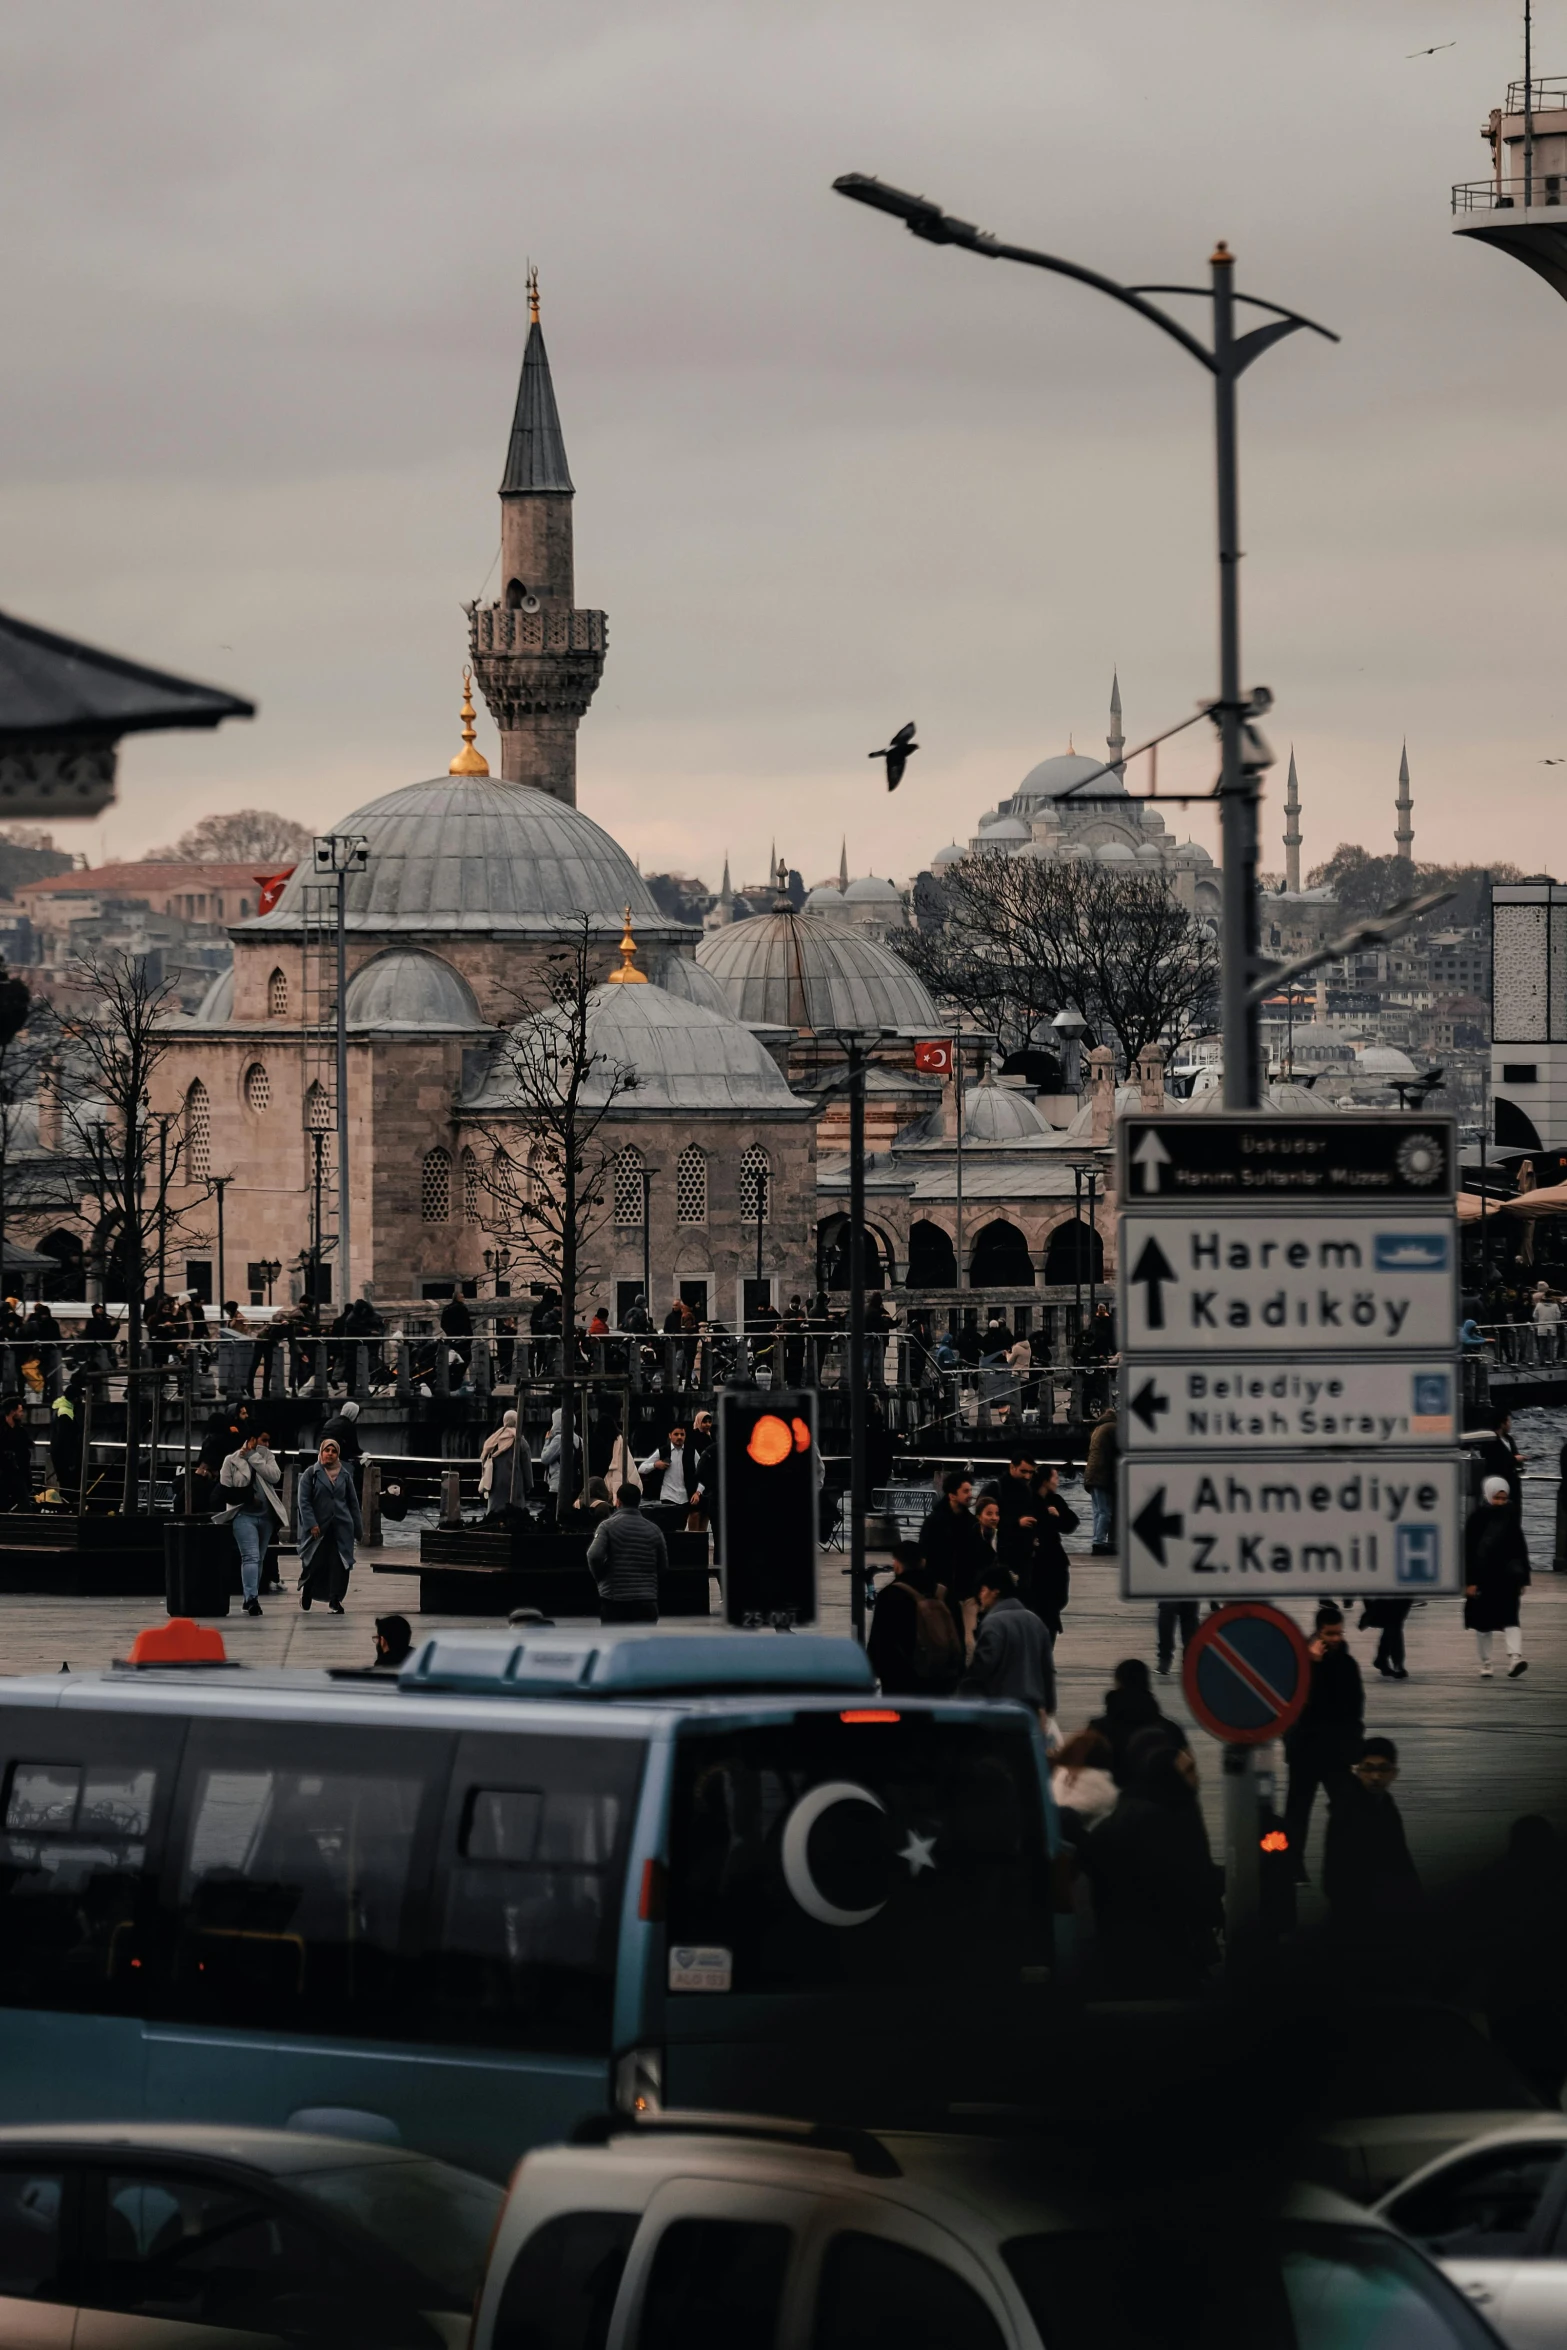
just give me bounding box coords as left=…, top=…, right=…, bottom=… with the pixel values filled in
left=1541, top=757, right=1565, bottom=766
left=870, top=720, right=919, bottom=791
left=1407, top=40, right=1455, bottom=55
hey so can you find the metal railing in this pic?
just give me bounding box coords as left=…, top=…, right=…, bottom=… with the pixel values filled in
left=1471, top=1321, right=1567, bottom=1370
left=1453, top=174, right=1567, bottom=213
left=1506, top=75, right=1567, bottom=113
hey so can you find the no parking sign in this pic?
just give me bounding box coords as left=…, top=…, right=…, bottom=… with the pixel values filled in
left=1181, top=1603, right=1311, bottom=1746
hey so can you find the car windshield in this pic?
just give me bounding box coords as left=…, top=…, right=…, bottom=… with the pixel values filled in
left=668, top=1714, right=1051, bottom=1994
left=1002, top=2224, right=1500, bottom=2350
left=289, top=2156, right=503, bottom=2304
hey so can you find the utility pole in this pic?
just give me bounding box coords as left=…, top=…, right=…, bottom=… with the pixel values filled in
left=312, top=833, right=368, bottom=1311
left=212, top=1175, right=229, bottom=1313
left=847, top=1038, right=868, bottom=1644
left=641, top=1164, right=652, bottom=1318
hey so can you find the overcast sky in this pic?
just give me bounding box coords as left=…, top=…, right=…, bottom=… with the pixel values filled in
left=2, top=0, right=1560, bottom=888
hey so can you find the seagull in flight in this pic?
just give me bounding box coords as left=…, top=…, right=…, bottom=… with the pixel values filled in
left=870, top=720, right=919, bottom=791
left=1407, top=40, right=1456, bottom=55
left=1541, top=757, right=1565, bottom=766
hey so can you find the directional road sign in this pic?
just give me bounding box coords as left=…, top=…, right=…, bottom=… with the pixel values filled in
left=1120, top=1114, right=1454, bottom=1204
left=1181, top=1604, right=1312, bottom=1746
left=1120, top=1452, right=1464, bottom=1599
left=1122, top=1358, right=1457, bottom=1452
left=1119, top=1210, right=1456, bottom=1355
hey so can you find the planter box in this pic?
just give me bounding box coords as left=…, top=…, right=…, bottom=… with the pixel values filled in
left=164, top=1519, right=233, bottom=1618
left=0, top=1512, right=170, bottom=1597
left=388, top=1529, right=712, bottom=1620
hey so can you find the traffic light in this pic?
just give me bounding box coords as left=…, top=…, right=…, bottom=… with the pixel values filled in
left=718, top=1389, right=819, bottom=1629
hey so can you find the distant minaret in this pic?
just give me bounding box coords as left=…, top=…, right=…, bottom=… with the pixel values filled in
left=1284, top=746, right=1302, bottom=893
left=1395, top=740, right=1414, bottom=867
left=838, top=836, right=849, bottom=890
left=466, top=271, right=608, bottom=805
left=1107, top=671, right=1125, bottom=777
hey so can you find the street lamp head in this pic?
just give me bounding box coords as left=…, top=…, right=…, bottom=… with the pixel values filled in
left=832, top=173, right=967, bottom=244
left=1051, top=1008, right=1088, bottom=1040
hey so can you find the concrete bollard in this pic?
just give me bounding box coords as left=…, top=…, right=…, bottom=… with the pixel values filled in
left=362, top=1460, right=382, bottom=1546
left=440, top=1467, right=463, bottom=1528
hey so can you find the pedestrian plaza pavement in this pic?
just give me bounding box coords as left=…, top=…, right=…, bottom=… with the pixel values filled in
left=0, top=1505, right=1560, bottom=1920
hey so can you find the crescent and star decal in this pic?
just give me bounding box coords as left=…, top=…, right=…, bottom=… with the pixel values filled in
left=778, top=1782, right=938, bottom=1926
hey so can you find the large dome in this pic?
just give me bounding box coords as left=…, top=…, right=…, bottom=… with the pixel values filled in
left=1015, top=750, right=1124, bottom=803
left=246, top=778, right=687, bottom=940
left=696, top=908, right=940, bottom=1032
left=465, top=980, right=804, bottom=1116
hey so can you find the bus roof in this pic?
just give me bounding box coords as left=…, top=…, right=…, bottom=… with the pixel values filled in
left=397, top=1629, right=878, bottom=1702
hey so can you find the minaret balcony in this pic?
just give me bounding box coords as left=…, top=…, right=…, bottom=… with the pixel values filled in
left=467, top=601, right=608, bottom=656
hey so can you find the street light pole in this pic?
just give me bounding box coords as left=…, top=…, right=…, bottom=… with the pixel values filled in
left=847, top=1038, right=868, bottom=1646
left=831, top=177, right=1336, bottom=1114
left=336, top=857, right=350, bottom=1305
left=212, top=1175, right=229, bottom=1312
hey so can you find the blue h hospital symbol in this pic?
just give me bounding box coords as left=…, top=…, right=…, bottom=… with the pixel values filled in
left=1396, top=1526, right=1441, bottom=1586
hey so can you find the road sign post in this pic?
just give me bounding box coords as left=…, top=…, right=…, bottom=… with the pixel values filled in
left=1181, top=1602, right=1311, bottom=1964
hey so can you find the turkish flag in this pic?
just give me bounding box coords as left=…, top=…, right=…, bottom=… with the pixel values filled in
left=254, top=866, right=296, bottom=916
left=914, top=1038, right=953, bottom=1075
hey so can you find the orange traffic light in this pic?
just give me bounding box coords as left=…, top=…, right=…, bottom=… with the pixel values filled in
left=790, top=1416, right=811, bottom=1453
left=1260, top=1829, right=1289, bottom=1854
left=746, top=1414, right=793, bottom=1467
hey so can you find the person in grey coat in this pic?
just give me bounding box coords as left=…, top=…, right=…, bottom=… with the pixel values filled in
left=297, top=1436, right=363, bottom=1614
left=960, top=1564, right=1056, bottom=1728
left=587, top=1484, right=668, bottom=1624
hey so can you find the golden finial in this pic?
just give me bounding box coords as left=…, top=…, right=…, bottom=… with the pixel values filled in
left=1210, top=239, right=1234, bottom=267
left=527, top=265, right=540, bottom=324
left=448, top=666, right=490, bottom=776
left=606, top=904, right=648, bottom=984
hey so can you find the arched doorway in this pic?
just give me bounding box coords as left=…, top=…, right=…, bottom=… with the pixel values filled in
left=1043, top=1217, right=1105, bottom=1286
left=970, top=1218, right=1035, bottom=1287
left=36, top=1228, right=84, bottom=1301
left=816, top=1215, right=887, bottom=1292
left=907, top=1219, right=957, bottom=1288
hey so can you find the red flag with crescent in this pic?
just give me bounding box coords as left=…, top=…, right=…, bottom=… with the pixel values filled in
left=914, top=1038, right=952, bottom=1076
left=255, top=867, right=295, bottom=916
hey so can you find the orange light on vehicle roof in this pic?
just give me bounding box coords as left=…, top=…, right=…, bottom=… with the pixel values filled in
left=127, top=1619, right=227, bottom=1665
left=840, top=1710, right=900, bottom=1724
left=746, top=1414, right=793, bottom=1467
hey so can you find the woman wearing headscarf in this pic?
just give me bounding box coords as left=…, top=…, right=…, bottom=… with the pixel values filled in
left=479, top=1408, right=531, bottom=1521
left=1081, top=1729, right=1222, bottom=1997
left=1465, top=1472, right=1531, bottom=1678
left=297, top=1436, right=363, bottom=1614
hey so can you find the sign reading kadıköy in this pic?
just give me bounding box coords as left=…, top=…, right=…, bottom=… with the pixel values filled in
left=1119, top=1113, right=1455, bottom=1204
left=1118, top=1210, right=1457, bottom=1354
left=1119, top=1452, right=1464, bottom=1599
left=1122, top=1357, right=1457, bottom=1452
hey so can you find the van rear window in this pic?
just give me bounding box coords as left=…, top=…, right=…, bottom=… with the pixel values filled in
left=667, top=1715, right=1050, bottom=1994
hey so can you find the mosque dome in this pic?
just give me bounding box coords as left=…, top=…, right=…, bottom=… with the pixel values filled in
left=1176, top=840, right=1214, bottom=866
left=1135, top=840, right=1165, bottom=863
left=344, top=948, right=481, bottom=1029
left=802, top=883, right=847, bottom=914
left=930, top=843, right=965, bottom=871
left=192, top=966, right=234, bottom=1024
left=696, top=908, right=940, bottom=1032
left=645, top=949, right=735, bottom=1016
left=843, top=875, right=903, bottom=906
left=1016, top=750, right=1124, bottom=804
left=1357, top=1044, right=1418, bottom=1077
left=976, top=817, right=1030, bottom=847
left=1094, top=840, right=1135, bottom=863
left=246, top=778, right=683, bottom=939
left=960, top=1077, right=1050, bottom=1143
left=467, top=980, right=799, bottom=1116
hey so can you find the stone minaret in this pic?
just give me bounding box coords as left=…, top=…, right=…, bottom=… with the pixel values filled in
left=1395, top=740, right=1414, bottom=867
left=466, top=272, right=607, bottom=804
left=1107, top=670, right=1125, bottom=777
left=1284, top=746, right=1302, bottom=892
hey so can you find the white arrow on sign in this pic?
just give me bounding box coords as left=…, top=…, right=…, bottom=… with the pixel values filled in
left=1132, top=1131, right=1171, bottom=1194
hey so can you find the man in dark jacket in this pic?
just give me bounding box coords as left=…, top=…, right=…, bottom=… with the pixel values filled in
left=317, top=1400, right=363, bottom=1465
left=960, top=1565, right=1055, bottom=1720
left=1025, top=1464, right=1077, bottom=1636
left=868, top=1544, right=961, bottom=1696
left=1322, top=1736, right=1421, bottom=1935
left=981, top=1451, right=1039, bottom=1568
left=919, top=1469, right=989, bottom=1651
left=1090, top=1658, right=1187, bottom=1785
left=587, top=1484, right=668, bottom=1624
left=0, top=1396, right=32, bottom=1512
left=1282, top=1605, right=1365, bottom=1880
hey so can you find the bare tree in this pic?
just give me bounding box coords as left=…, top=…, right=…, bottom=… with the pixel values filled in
left=892, top=855, right=1219, bottom=1064
left=146, top=810, right=312, bottom=865
left=51, top=952, right=207, bottom=1510
left=470, top=921, right=638, bottom=1508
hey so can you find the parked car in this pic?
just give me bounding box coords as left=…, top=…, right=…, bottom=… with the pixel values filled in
left=0, top=2122, right=501, bottom=2348
left=1294, top=2002, right=1543, bottom=2202
left=1376, top=2119, right=1567, bottom=2350
left=470, top=2111, right=1505, bottom=2349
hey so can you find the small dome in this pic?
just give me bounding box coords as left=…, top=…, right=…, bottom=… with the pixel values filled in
left=645, top=949, right=734, bottom=1016
left=843, top=875, right=902, bottom=904
left=1357, top=1044, right=1418, bottom=1077
left=1095, top=840, right=1135, bottom=863
left=345, top=948, right=481, bottom=1028
left=930, top=843, right=965, bottom=870
left=1176, top=840, right=1214, bottom=866
left=697, top=908, right=939, bottom=1032
left=802, top=883, right=846, bottom=913
left=1268, top=1080, right=1341, bottom=1116
left=1135, top=840, right=1165, bottom=863
left=961, top=1078, right=1050, bottom=1143
left=1016, top=750, right=1124, bottom=803
left=192, top=966, right=234, bottom=1024
left=976, top=817, right=1030, bottom=846
left=468, top=980, right=798, bottom=1115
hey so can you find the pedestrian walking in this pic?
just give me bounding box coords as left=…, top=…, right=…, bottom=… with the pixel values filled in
left=1024, top=1464, right=1077, bottom=1637
left=959, top=1563, right=1056, bottom=1734
left=981, top=1450, right=1040, bottom=1566
left=868, top=1544, right=962, bottom=1696
left=1082, top=1730, right=1221, bottom=1998
left=296, top=1436, right=363, bottom=1614
left=1156, top=1601, right=1200, bottom=1677
left=1083, top=1407, right=1118, bottom=1553
left=1322, top=1736, right=1421, bottom=1936
left=1089, top=1658, right=1187, bottom=1785
left=479, top=1408, right=531, bottom=1520
left=587, top=1483, right=667, bottom=1624
left=1533, top=1285, right=1562, bottom=1364
left=1282, top=1605, right=1365, bottom=1877
left=0, top=1396, right=33, bottom=1513
left=1361, top=1594, right=1412, bottom=1680
left=918, top=1469, right=989, bottom=1654
left=47, top=1377, right=85, bottom=1500
left=538, top=1406, right=581, bottom=1520
left=1465, top=1473, right=1531, bottom=1679
left=219, top=1429, right=287, bottom=1616
left=1050, top=1729, right=1119, bottom=1846
left=1474, top=1410, right=1524, bottom=1518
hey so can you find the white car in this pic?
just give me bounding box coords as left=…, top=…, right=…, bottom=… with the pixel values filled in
left=471, top=2111, right=1504, bottom=2349
left=1377, top=2118, right=1567, bottom=2350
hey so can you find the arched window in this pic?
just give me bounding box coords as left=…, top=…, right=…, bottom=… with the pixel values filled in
left=970, top=1218, right=1036, bottom=1288
left=305, top=1081, right=332, bottom=1134
left=1042, top=1217, right=1104, bottom=1286
left=907, top=1219, right=957, bottom=1289
left=613, top=1146, right=646, bottom=1227
left=676, top=1147, right=707, bottom=1226
left=739, top=1144, right=770, bottom=1223
left=185, top=1081, right=210, bottom=1184
left=421, top=1147, right=451, bottom=1224
left=244, top=1063, right=270, bottom=1114
left=461, top=1146, right=481, bottom=1225
left=267, top=967, right=288, bottom=1018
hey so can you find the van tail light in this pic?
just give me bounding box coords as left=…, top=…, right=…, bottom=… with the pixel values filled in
left=638, top=1858, right=666, bottom=1922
